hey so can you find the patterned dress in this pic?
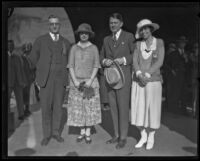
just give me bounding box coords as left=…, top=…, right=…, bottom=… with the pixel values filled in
left=64, top=42, right=102, bottom=127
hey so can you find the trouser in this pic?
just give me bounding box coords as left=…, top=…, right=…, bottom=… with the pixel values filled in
left=8, top=85, right=24, bottom=117
left=107, top=84, right=131, bottom=140
left=39, top=69, right=65, bottom=138
left=23, top=84, right=31, bottom=106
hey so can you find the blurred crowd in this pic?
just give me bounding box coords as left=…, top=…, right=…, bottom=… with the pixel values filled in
left=162, top=36, right=199, bottom=118
left=8, top=40, right=40, bottom=121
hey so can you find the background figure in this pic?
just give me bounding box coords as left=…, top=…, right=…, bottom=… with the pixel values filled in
left=8, top=40, right=27, bottom=120
left=189, top=42, right=199, bottom=118
left=162, top=43, right=177, bottom=109
left=28, top=15, right=71, bottom=146
left=21, top=43, right=36, bottom=117
left=65, top=23, right=101, bottom=144
left=131, top=19, right=164, bottom=150
left=100, top=13, right=135, bottom=149
left=167, top=36, right=188, bottom=114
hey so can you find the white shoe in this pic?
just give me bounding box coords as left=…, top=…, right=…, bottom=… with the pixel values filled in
left=146, top=131, right=155, bottom=150
left=135, top=129, right=147, bottom=148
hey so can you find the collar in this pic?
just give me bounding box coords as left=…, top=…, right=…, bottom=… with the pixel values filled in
left=49, top=32, right=59, bottom=41
left=77, top=41, right=92, bottom=49
left=8, top=51, right=12, bottom=56
left=113, top=29, right=122, bottom=40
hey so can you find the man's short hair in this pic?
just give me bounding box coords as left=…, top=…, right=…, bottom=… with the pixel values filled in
left=109, top=13, right=123, bottom=22
left=48, top=15, right=59, bottom=20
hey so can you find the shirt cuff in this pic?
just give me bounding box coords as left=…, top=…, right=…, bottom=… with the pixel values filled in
left=136, top=70, right=142, bottom=77
left=145, top=72, right=151, bottom=78
left=123, top=57, right=127, bottom=65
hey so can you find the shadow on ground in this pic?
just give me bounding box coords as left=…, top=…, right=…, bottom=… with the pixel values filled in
left=14, top=148, right=36, bottom=156
left=182, top=146, right=197, bottom=155
left=161, top=106, right=197, bottom=144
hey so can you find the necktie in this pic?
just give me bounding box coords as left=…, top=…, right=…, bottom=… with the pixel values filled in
left=113, top=34, right=117, bottom=47
left=54, top=34, right=58, bottom=41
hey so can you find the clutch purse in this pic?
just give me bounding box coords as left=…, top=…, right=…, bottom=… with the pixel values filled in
left=83, top=87, right=95, bottom=100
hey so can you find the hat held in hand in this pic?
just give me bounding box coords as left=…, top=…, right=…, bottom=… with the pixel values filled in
left=104, top=61, right=125, bottom=89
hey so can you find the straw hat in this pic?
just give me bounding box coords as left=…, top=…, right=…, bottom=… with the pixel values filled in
left=135, top=19, right=160, bottom=39
left=104, top=61, right=125, bottom=89
left=75, top=23, right=95, bottom=37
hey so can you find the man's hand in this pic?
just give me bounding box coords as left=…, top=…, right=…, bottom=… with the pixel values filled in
left=104, top=59, right=113, bottom=67
left=114, top=57, right=125, bottom=65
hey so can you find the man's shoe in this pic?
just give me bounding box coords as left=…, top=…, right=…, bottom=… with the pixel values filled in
left=52, top=135, right=64, bottom=143
left=102, top=104, right=110, bottom=111
left=106, top=136, right=119, bottom=144
left=116, top=139, right=127, bottom=149
left=41, top=137, right=51, bottom=146
left=24, top=109, right=31, bottom=117
left=18, top=115, right=25, bottom=121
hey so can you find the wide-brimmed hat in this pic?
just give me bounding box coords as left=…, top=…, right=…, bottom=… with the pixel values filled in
left=176, top=36, right=188, bottom=43
left=75, top=23, right=95, bottom=37
left=104, top=61, right=125, bottom=89
left=135, top=19, right=160, bottom=39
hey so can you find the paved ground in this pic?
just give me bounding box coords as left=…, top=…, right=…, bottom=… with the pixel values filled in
left=7, top=102, right=197, bottom=156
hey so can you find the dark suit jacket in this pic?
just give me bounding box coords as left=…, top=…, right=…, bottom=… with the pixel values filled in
left=8, top=53, right=27, bottom=88
left=100, top=30, right=135, bottom=88
left=22, top=55, right=36, bottom=85
left=28, top=33, right=71, bottom=87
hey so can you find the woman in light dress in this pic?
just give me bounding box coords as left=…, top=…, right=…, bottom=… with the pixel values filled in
left=131, top=19, right=165, bottom=150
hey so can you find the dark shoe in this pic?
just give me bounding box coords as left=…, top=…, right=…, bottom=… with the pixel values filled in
left=76, top=134, right=85, bottom=143
left=41, top=137, right=51, bottom=146
left=18, top=115, right=25, bottom=121
left=24, top=109, right=31, bottom=117
left=102, top=104, right=110, bottom=111
left=116, top=139, right=127, bottom=149
left=52, top=135, right=64, bottom=143
left=85, top=135, right=92, bottom=144
left=106, top=136, right=119, bottom=144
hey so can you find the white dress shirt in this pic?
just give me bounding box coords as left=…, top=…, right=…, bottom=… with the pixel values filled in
left=49, top=32, right=59, bottom=41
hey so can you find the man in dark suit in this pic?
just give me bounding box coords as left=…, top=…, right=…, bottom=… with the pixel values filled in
left=8, top=40, right=27, bottom=120
left=28, top=15, right=71, bottom=146
left=166, top=36, right=188, bottom=115
left=100, top=13, right=135, bottom=149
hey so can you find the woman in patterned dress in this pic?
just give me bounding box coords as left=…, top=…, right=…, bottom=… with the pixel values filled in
left=131, top=19, right=165, bottom=150
left=65, top=23, right=101, bottom=144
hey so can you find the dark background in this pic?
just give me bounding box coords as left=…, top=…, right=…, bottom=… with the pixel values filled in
left=66, top=2, right=199, bottom=50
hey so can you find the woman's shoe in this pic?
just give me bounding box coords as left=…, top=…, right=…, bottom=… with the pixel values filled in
left=146, top=131, right=155, bottom=150
left=76, top=134, right=85, bottom=143
left=85, top=135, right=92, bottom=144
left=135, top=129, right=147, bottom=148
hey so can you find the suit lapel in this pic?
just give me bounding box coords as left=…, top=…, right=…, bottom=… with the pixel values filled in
left=115, top=30, right=125, bottom=49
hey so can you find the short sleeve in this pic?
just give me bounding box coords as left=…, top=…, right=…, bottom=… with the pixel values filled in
left=67, top=45, right=76, bottom=68
left=93, top=45, right=101, bottom=68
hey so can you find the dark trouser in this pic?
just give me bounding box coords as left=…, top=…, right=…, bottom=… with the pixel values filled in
left=107, top=83, right=131, bottom=140
left=23, top=84, right=31, bottom=106
left=39, top=66, right=65, bottom=139
left=99, top=75, right=109, bottom=104
left=8, top=86, right=24, bottom=117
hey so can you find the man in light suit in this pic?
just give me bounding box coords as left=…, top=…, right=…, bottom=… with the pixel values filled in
left=28, top=15, right=71, bottom=146
left=100, top=13, right=135, bottom=149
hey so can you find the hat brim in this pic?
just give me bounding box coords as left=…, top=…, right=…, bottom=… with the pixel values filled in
left=104, top=61, right=125, bottom=90
left=135, top=23, right=159, bottom=39
left=75, top=30, right=95, bottom=38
